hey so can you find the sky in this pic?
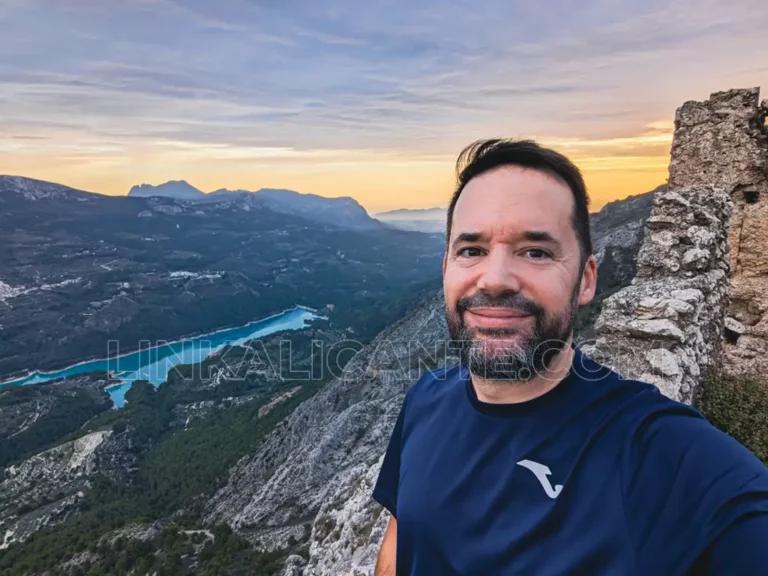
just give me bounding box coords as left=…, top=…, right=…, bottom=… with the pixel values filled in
left=0, top=0, right=766, bottom=213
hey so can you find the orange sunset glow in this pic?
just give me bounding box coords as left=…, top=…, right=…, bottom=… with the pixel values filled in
left=1, top=1, right=765, bottom=213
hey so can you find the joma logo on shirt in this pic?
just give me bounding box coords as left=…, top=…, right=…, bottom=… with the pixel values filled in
left=517, top=459, right=563, bottom=499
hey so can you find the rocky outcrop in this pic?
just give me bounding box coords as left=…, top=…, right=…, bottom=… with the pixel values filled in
left=668, top=88, right=768, bottom=376
left=0, top=427, right=138, bottom=549
left=301, top=455, right=391, bottom=575
left=205, top=290, right=455, bottom=566
left=581, top=185, right=732, bottom=403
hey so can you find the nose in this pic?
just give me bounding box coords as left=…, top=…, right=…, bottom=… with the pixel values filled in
left=475, top=247, right=523, bottom=295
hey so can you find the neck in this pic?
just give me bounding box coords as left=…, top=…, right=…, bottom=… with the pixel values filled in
left=470, top=337, right=575, bottom=405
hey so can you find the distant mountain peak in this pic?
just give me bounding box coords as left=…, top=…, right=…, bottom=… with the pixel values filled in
left=128, top=181, right=205, bottom=200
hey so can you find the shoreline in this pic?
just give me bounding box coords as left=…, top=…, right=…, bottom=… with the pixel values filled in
left=0, top=304, right=318, bottom=387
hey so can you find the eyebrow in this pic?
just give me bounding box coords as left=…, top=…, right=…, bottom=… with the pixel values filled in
left=451, top=232, right=482, bottom=250
left=451, top=230, right=562, bottom=251
left=522, top=230, right=561, bottom=247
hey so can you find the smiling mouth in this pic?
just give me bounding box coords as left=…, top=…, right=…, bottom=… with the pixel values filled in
left=463, top=307, right=533, bottom=329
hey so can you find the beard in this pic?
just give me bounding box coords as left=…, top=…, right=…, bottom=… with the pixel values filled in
left=445, top=281, right=581, bottom=383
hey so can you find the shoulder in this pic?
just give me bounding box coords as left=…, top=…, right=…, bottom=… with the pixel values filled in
left=619, top=386, right=768, bottom=544
left=624, top=387, right=766, bottom=475
left=577, top=345, right=759, bottom=470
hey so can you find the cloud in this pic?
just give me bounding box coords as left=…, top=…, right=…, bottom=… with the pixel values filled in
left=0, top=0, right=766, bottom=206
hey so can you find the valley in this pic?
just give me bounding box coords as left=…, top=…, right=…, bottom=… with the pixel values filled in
left=0, top=176, right=444, bottom=380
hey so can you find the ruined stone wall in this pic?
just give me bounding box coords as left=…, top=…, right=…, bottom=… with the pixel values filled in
left=582, top=87, right=768, bottom=402
left=668, top=88, right=768, bottom=377
left=580, top=185, right=732, bottom=403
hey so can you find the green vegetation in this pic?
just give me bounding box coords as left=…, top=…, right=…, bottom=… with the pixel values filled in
left=0, top=277, right=441, bottom=573
left=1, top=183, right=444, bottom=378
left=139, top=380, right=323, bottom=516
left=696, top=369, right=768, bottom=465
left=81, top=379, right=177, bottom=449
left=0, top=520, right=287, bottom=576
left=166, top=328, right=351, bottom=402
left=333, top=276, right=443, bottom=343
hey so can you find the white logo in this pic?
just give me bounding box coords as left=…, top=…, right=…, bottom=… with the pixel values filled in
left=516, top=459, right=563, bottom=499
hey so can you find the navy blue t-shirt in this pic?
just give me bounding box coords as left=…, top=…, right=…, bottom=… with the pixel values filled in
left=372, top=345, right=768, bottom=575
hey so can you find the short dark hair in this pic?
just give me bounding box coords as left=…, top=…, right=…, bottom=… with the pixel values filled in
left=446, top=139, right=593, bottom=267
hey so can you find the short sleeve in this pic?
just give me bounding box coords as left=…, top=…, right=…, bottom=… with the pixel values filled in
left=690, top=514, right=768, bottom=574
left=621, top=404, right=768, bottom=570
left=372, top=394, right=408, bottom=518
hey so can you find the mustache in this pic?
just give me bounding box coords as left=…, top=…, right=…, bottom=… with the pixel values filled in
left=456, top=292, right=542, bottom=316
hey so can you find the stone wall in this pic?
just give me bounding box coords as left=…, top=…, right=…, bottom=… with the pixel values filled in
left=580, top=185, right=732, bottom=403
left=668, top=88, right=768, bottom=376
left=583, top=87, right=768, bottom=400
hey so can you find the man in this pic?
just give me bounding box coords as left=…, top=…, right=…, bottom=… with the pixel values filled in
left=371, top=139, right=768, bottom=575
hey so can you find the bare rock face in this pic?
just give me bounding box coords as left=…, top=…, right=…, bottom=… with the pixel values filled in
left=668, top=87, right=768, bottom=376
left=302, top=456, right=391, bottom=575
left=0, top=427, right=138, bottom=550
left=581, top=185, right=732, bottom=403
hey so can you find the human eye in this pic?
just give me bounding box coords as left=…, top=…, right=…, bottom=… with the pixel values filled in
left=525, top=248, right=552, bottom=260
left=457, top=246, right=485, bottom=258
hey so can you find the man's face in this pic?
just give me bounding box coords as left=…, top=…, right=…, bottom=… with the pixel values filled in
left=443, top=165, right=596, bottom=382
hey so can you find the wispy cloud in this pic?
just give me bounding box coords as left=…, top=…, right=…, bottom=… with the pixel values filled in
left=0, top=0, right=766, bottom=209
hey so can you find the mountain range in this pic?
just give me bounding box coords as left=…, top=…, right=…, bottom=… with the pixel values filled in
left=128, top=180, right=382, bottom=231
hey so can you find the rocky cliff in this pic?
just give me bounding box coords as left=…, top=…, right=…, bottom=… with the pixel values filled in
left=0, top=427, right=138, bottom=550
left=590, top=187, right=659, bottom=293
